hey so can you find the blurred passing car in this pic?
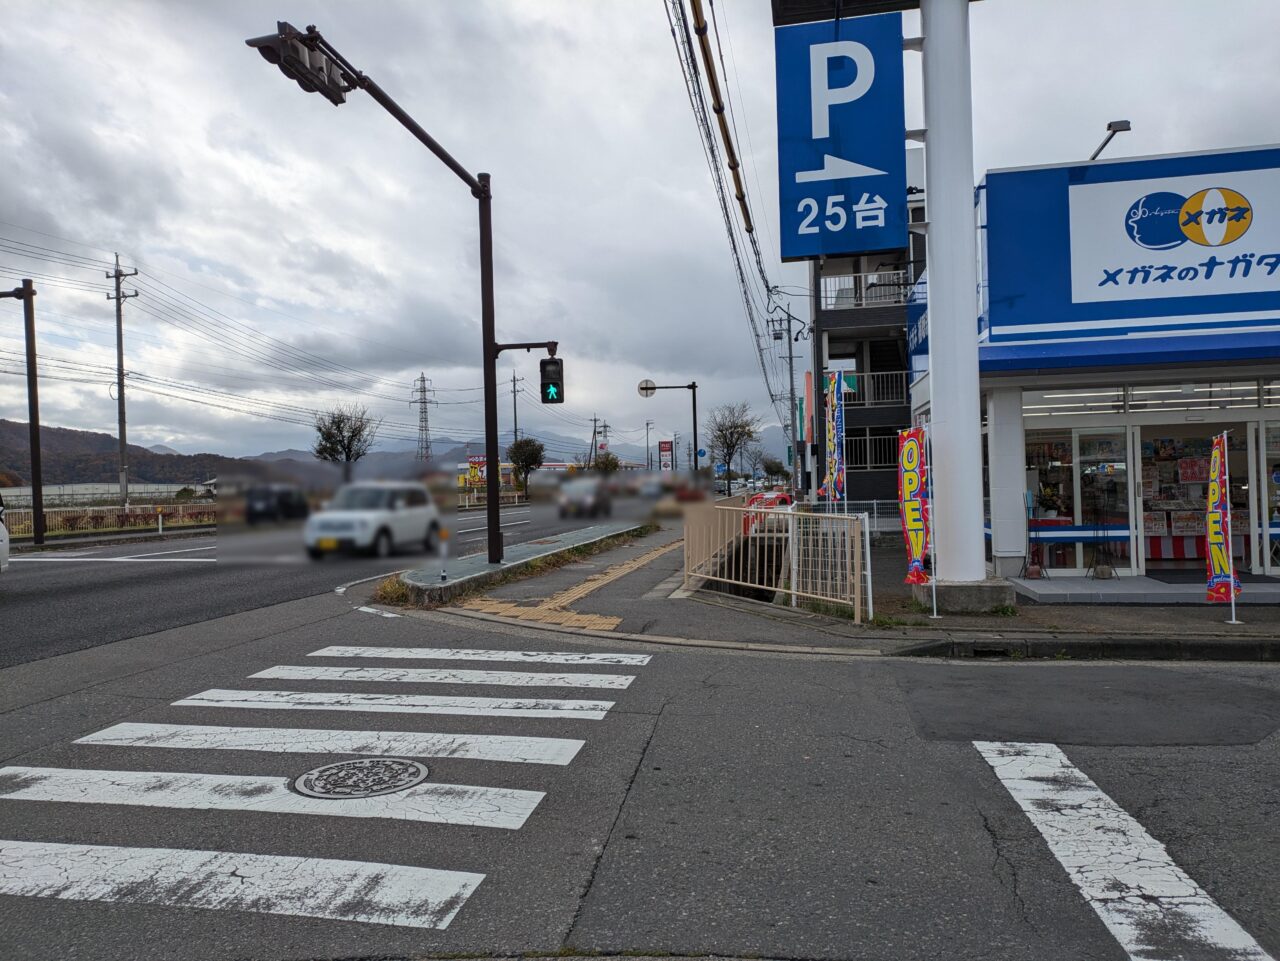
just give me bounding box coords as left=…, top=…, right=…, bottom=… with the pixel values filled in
left=559, top=476, right=611, bottom=518
left=245, top=483, right=310, bottom=524
left=304, top=481, right=440, bottom=559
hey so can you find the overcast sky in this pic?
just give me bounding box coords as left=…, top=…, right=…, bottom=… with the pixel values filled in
left=2, top=0, right=1279, bottom=458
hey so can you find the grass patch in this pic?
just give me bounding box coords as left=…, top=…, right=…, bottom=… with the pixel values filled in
left=988, top=604, right=1019, bottom=617
left=370, top=574, right=415, bottom=606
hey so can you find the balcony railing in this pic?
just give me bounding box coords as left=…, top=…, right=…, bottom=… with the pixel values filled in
left=821, top=270, right=911, bottom=310
left=842, top=370, right=908, bottom=407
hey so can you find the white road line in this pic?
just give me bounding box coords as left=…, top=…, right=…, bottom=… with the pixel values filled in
left=117, top=545, right=217, bottom=559
left=252, top=665, right=635, bottom=689
left=9, top=557, right=217, bottom=563
left=77, top=721, right=584, bottom=765
left=175, top=689, right=615, bottom=719
left=355, top=605, right=401, bottom=618
left=975, top=742, right=1275, bottom=961
left=455, top=519, right=531, bottom=535
left=0, top=839, right=482, bottom=929
left=309, top=645, right=652, bottom=666
left=0, top=766, right=543, bottom=830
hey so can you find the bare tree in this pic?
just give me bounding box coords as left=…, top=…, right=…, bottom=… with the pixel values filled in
left=312, top=403, right=381, bottom=483
left=506, top=437, right=545, bottom=493
left=704, top=402, right=760, bottom=493
left=595, top=451, right=621, bottom=475
left=746, top=445, right=765, bottom=481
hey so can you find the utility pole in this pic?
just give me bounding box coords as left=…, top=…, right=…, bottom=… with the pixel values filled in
left=768, top=306, right=804, bottom=492
left=673, top=431, right=680, bottom=472
left=645, top=419, right=654, bottom=470
left=2, top=280, right=44, bottom=544
left=587, top=416, right=599, bottom=468
left=107, top=253, right=138, bottom=507
left=509, top=369, right=524, bottom=442
left=600, top=421, right=610, bottom=456
left=411, top=373, right=436, bottom=461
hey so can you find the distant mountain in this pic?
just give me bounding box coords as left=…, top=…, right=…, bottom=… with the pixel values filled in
left=0, top=419, right=260, bottom=486
left=148, top=444, right=181, bottom=455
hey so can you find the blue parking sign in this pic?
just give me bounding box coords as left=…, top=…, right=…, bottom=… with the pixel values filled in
left=775, top=13, right=907, bottom=260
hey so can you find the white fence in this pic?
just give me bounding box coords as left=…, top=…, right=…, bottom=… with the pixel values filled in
left=683, top=500, right=872, bottom=621
left=3, top=504, right=217, bottom=539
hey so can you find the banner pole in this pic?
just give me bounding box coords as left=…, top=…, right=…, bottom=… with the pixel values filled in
left=1223, top=429, right=1242, bottom=625
left=927, top=422, right=940, bottom=619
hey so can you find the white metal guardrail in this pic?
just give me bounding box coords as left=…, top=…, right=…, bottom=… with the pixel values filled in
left=683, top=501, right=872, bottom=621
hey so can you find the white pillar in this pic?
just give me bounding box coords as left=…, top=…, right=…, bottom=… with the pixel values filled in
left=921, top=0, right=987, bottom=582
left=987, top=387, right=1027, bottom=576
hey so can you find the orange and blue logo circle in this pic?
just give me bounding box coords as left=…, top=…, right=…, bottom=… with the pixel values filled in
left=1125, top=187, right=1251, bottom=249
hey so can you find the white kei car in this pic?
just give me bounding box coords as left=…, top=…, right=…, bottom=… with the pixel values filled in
left=303, top=481, right=441, bottom=560
left=0, top=491, right=9, bottom=575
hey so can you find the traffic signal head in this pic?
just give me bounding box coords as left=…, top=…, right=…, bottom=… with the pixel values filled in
left=539, top=358, right=563, bottom=404
left=246, top=22, right=348, bottom=106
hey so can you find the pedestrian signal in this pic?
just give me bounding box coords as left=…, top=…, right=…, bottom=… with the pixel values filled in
left=540, top=358, right=563, bottom=404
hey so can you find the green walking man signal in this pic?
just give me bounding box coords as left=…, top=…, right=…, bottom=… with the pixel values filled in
left=540, top=357, right=564, bottom=404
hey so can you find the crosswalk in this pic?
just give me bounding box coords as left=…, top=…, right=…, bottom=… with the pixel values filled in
left=0, top=636, right=653, bottom=931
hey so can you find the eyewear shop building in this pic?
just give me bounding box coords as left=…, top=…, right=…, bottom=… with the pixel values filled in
left=912, top=145, right=1280, bottom=578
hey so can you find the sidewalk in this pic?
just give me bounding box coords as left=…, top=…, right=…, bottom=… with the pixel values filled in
left=431, top=522, right=1280, bottom=659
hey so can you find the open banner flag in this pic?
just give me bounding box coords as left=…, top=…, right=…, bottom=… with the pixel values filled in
left=898, top=427, right=930, bottom=585
left=819, top=372, right=846, bottom=501
left=1205, top=433, right=1241, bottom=603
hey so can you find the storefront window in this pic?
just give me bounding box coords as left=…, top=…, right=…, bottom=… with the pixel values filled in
left=1078, top=432, right=1130, bottom=570
left=1025, top=430, right=1075, bottom=569
left=1267, top=425, right=1280, bottom=569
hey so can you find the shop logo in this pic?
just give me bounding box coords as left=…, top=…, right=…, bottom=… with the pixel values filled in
left=1126, top=187, right=1252, bottom=249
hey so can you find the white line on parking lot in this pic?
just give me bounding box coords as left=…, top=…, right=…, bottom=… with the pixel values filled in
left=975, top=741, right=1275, bottom=961
left=251, top=664, right=636, bottom=689
left=174, top=688, right=615, bottom=719
left=77, top=721, right=584, bottom=765
left=0, top=838, right=482, bottom=929
left=309, top=645, right=652, bottom=666
left=0, top=765, right=544, bottom=829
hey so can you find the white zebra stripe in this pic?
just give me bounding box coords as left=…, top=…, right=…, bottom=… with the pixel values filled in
left=174, top=688, right=614, bottom=719
left=77, top=722, right=584, bottom=765
left=976, top=742, right=1274, bottom=961
left=0, top=766, right=543, bottom=830
left=251, top=665, right=635, bottom=689
left=308, top=645, right=651, bottom=665
left=0, top=838, right=482, bottom=929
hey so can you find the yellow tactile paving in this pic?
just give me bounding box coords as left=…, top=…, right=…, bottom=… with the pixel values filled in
left=456, top=538, right=683, bottom=631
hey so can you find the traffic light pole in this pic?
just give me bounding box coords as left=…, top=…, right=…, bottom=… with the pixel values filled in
left=266, top=26, right=559, bottom=566
left=647, top=383, right=698, bottom=477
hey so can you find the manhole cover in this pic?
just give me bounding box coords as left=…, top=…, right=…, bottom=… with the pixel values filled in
left=291, top=758, right=429, bottom=799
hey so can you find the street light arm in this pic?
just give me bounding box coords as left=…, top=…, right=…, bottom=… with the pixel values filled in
left=303, top=27, right=484, bottom=196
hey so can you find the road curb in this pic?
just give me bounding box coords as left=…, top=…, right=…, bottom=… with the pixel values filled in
left=427, top=606, right=884, bottom=657
left=398, top=523, right=645, bottom=606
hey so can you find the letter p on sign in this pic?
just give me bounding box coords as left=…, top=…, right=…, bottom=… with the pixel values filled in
left=809, top=41, right=874, bottom=139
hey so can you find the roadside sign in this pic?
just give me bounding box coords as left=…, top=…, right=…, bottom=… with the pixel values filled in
left=714, top=463, right=727, bottom=476
left=658, top=439, right=674, bottom=471
left=697, top=448, right=706, bottom=458
left=775, top=11, right=907, bottom=259
left=637, top=379, right=657, bottom=397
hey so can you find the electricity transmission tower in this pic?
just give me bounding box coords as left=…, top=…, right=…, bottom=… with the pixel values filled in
left=411, top=373, right=437, bottom=461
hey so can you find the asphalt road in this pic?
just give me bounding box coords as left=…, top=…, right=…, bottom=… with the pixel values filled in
left=0, top=500, right=646, bottom=670
left=0, top=590, right=1275, bottom=961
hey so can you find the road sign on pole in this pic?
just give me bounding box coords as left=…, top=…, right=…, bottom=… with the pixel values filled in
left=774, top=11, right=907, bottom=259
left=637, top=379, right=657, bottom=397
